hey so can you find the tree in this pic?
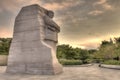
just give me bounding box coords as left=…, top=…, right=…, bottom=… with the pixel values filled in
left=57, top=45, right=82, bottom=60
left=94, top=38, right=117, bottom=62
left=57, top=44, right=74, bottom=59
left=79, top=49, right=90, bottom=63
left=0, top=38, right=12, bottom=55
left=100, top=39, right=113, bottom=47
left=114, top=37, right=120, bottom=60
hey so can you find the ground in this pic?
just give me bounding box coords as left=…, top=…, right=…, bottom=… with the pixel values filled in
left=0, top=64, right=120, bottom=80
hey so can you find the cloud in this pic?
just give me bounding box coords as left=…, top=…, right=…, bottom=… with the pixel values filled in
left=94, top=0, right=106, bottom=5
left=88, top=0, right=113, bottom=16
left=102, top=3, right=113, bottom=10
left=94, top=0, right=113, bottom=10
left=78, top=38, right=101, bottom=49
left=73, top=35, right=115, bottom=49
left=0, top=0, right=41, bottom=12
left=88, top=10, right=103, bottom=16
left=44, top=0, right=84, bottom=11
left=0, top=0, right=120, bottom=49
left=65, top=38, right=102, bottom=49
left=44, top=3, right=65, bottom=11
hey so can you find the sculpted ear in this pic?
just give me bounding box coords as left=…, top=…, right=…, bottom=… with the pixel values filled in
left=47, top=10, right=54, bottom=18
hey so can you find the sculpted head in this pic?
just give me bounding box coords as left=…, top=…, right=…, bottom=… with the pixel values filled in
left=47, top=10, right=54, bottom=18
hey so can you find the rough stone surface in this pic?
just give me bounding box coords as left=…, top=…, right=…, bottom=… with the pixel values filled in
left=1, top=64, right=120, bottom=80
left=6, top=4, right=62, bottom=75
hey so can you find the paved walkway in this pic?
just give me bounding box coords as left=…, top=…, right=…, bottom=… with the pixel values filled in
left=0, top=64, right=120, bottom=80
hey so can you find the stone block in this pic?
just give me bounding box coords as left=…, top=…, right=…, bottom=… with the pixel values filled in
left=6, top=4, right=63, bottom=75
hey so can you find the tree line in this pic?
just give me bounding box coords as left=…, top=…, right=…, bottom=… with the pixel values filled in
left=0, top=37, right=120, bottom=65
left=57, top=37, right=120, bottom=64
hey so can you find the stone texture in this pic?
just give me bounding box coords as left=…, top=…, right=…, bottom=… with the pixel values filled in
left=6, top=4, right=62, bottom=75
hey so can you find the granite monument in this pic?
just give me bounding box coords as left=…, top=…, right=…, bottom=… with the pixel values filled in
left=6, top=4, right=62, bottom=75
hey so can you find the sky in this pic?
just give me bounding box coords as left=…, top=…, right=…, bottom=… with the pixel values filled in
left=0, top=0, right=120, bottom=49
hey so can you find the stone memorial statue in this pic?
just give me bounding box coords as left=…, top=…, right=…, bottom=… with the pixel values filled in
left=6, top=4, right=63, bottom=75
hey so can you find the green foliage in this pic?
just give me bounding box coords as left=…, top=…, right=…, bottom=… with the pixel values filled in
left=102, top=60, right=120, bottom=65
left=94, top=38, right=120, bottom=65
left=57, top=45, right=82, bottom=60
left=79, top=50, right=90, bottom=63
left=57, top=44, right=92, bottom=64
left=115, top=37, right=120, bottom=44
left=0, top=38, right=12, bottom=55
left=59, top=59, right=82, bottom=65
left=54, top=37, right=120, bottom=65
left=101, top=40, right=113, bottom=46
left=98, top=44, right=115, bottom=60
left=88, top=49, right=97, bottom=54
left=83, top=59, right=93, bottom=64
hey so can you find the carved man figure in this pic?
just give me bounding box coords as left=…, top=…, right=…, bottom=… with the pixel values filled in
left=6, top=4, right=62, bottom=75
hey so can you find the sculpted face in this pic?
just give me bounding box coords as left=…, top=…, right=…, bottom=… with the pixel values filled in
left=47, top=10, right=54, bottom=18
